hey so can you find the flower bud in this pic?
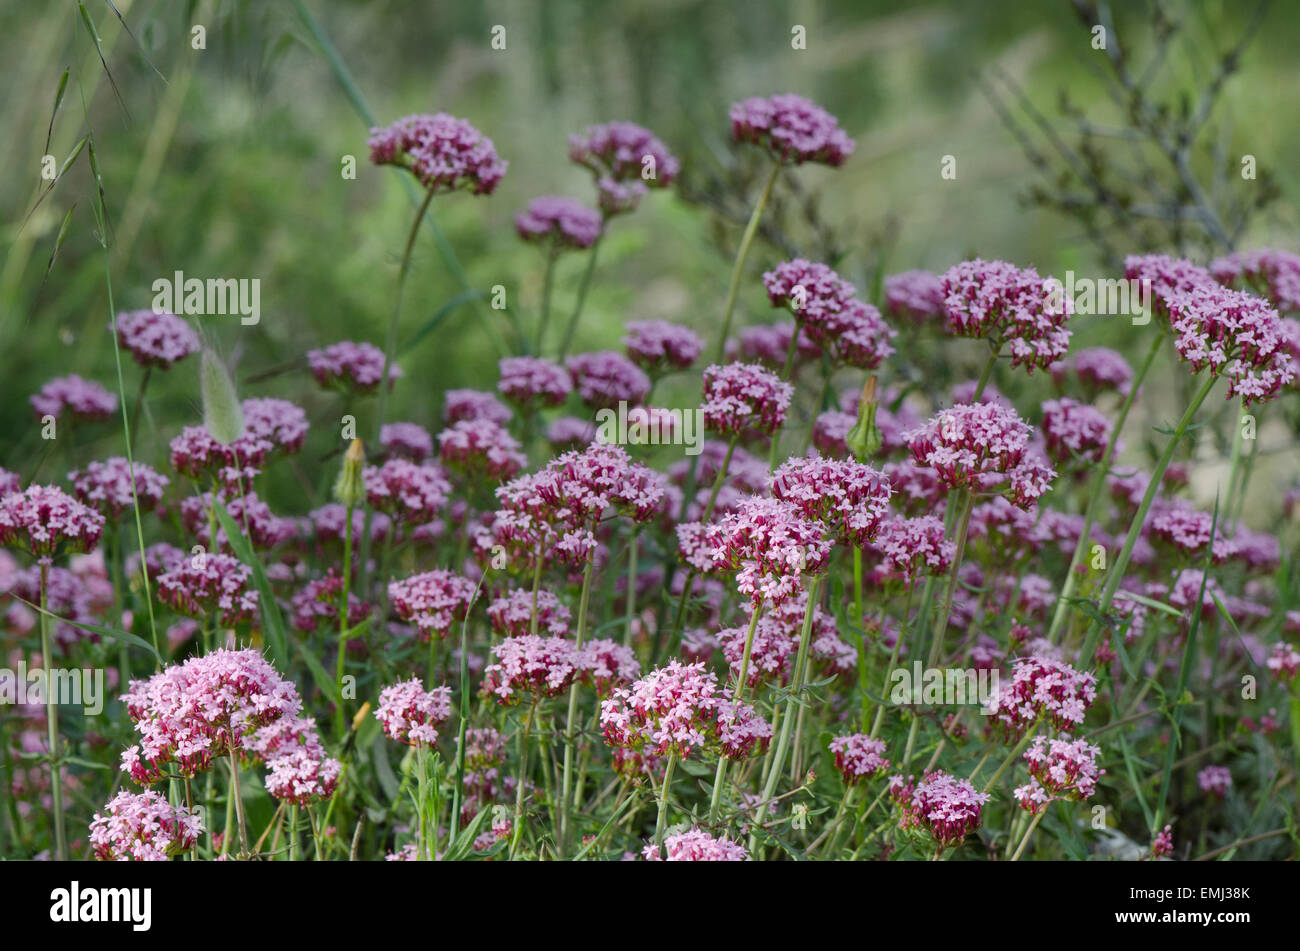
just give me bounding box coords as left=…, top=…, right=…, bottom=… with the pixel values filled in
left=845, top=375, right=882, bottom=461
left=333, top=438, right=366, bottom=508
left=200, top=349, right=244, bottom=444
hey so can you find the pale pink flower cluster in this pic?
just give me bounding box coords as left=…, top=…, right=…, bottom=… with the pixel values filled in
left=701, top=362, right=793, bottom=437
left=29, top=374, right=117, bottom=420
left=576, top=638, right=641, bottom=694
left=89, top=790, right=204, bottom=861
left=114, top=309, right=200, bottom=370
left=480, top=634, right=578, bottom=704
left=1266, top=642, right=1300, bottom=682
left=0, top=484, right=106, bottom=557
left=941, top=259, right=1072, bottom=370
left=498, top=356, right=573, bottom=407
left=487, top=588, right=572, bottom=638
left=707, top=496, right=833, bottom=605
left=376, top=678, right=453, bottom=746
left=770, top=456, right=892, bottom=547
left=829, top=734, right=890, bottom=784
left=1197, top=765, right=1232, bottom=798
left=388, top=569, right=477, bottom=640
left=622, top=320, right=703, bottom=373
left=730, top=94, right=854, bottom=166
left=120, top=649, right=300, bottom=783
left=986, top=656, right=1098, bottom=737
left=643, top=827, right=749, bottom=861
left=1210, top=247, right=1300, bottom=313
left=307, top=341, right=401, bottom=394
left=600, top=660, right=770, bottom=760
left=870, top=514, right=954, bottom=588
left=368, top=112, right=507, bottom=194
left=720, top=617, right=797, bottom=687
left=566, top=351, right=651, bottom=408
left=364, top=458, right=451, bottom=524
left=438, top=418, right=527, bottom=481
left=1014, top=735, right=1104, bottom=814
left=241, top=398, right=309, bottom=454
left=247, top=715, right=341, bottom=805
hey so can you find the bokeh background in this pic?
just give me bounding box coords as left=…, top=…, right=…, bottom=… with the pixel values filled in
left=2, top=0, right=1297, bottom=520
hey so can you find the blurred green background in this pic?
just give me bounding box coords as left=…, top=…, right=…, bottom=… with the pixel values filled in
left=2, top=0, right=1297, bottom=517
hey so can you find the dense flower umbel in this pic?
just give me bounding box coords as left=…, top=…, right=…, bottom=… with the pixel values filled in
left=833, top=300, right=897, bottom=369
left=643, top=827, right=749, bottom=861
left=380, top=422, right=434, bottom=461
left=1051, top=347, right=1134, bottom=398
left=180, top=491, right=294, bottom=551
left=444, top=388, right=513, bottom=425
left=156, top=553, right=259, bottom=627
left=389, top=569, right=477, bottom=640
left=1197, top=765, right=1232, bottom=798
left=568, top=121, right=680, bottom=188
left=246, top=715, right=341, bottom=805
left=0, top=484, right=106, bottom=557
left=497, top=356, right=573, bottom=408
left=941, top=259, right=1072, bottom=371
left=114, top=309, right=200, bottom=370
left=735, top=322, right=819, bottom=367
left=368, top=112, right=507, bottom=194
left=241, top=398, right=309, bottom=454
left=770, top=457, right=892, bottom=547
left=576, top=639, right=641, bottom=694
left=1210, top=247, right=1300, bottom=313
left=376, top=678, right=453, bottom=746
left=601, top=660, right=770, bottom=760
left=987, top=656, right=1098, bottom=737
left=89, top=790, right=204, bottom=861
left=480, top=635, right=578, bottom=704
left=1040, top=397, right=1114, bottom=467
left=906, top=402, right=1056, bottom=509
left=730, top=94, right=854, bottom=166
left=903, top=771, right=990, bottom=849
left=622, top=320, right=704, bottom=373
left=829, top=734, right=890, bottom=784
left=1014, top=736, right=1104, bottom=813
left=1161, top=284, right=1294, bottom=405
left=290, top=570, right=370, bottom=633
left=487, top=588, right=572, bottom=638
left=307, top=341, right=402, bottom=395
left=721, top=617, right=798, bottom=687
left=884, top=270, right=946, bottom=323
left=566, top=350, right=651, bottom=408
left=870, top=515, right=955, bottom=588
left=708, top=496, right=833, bottom=605
left=763, top=259, right=856, bottom=344
left=168, top=425, right=269, bottom=489
left=438, top=418, right=527, bottom=481
left=701, top=362, right=793, bottom=437
left=30, top=374, right=117, bottom=421
left=120, top=649, right=301, bottom=783
left=364, top=458, right=451, bottom=524
left=515, top=196, right=602, bottom=249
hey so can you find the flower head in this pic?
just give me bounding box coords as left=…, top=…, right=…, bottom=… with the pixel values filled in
left=566, top=351, right=651, bottom=408
left=156, top=553, right=259, bottom=627
left=941, top=259, right=1072, bottom=371
left=829, top=734, right=890, bottom=784
left=0, top=485, right=106, bottom=558
left=701, top=362, right=793, bottom=438
left=643, top=827, right=748, bottom=861
left=308, top=341, right=401, bottom=395
left=1014, top=735, right=1104, bottom=813
left=622, top=320, right=704, bottom=374
left=364, top=458, right=451, bottom=524
left=376, top=678, right=453, bottom=746
left=388, top=569, right=477, bottom=640
left=30, top=375, right=117, bottom=421
left=438, top=418, right=527, bottom=481
left=730, top=94, right=854, bottom=166
left=90, top=790, right=204, bottom=860
left=515, top=196, right=602, bottom=249
left=770, top=456, right=892, bottom=547
left=114, top=310, right=200, bottom=370
left=569, top=121, right=679, bottom=188
left=368, top=113, right=507, bottom=194
left=480, top=635, right=578, bottom=704
left=708, top=495, right=832, bottom=605
left=487, top=588, right=572, bottom=639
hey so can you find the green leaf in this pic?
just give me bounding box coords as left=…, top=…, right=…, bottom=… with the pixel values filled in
left=399, top=288, right=482, bottom=355
left=42, top=204, right=77, bottom=280
left=442, top=805, right=492, bottom=861
left=13, top=594, right=161, bottom=664
left=1114, top=590, right=1183, bottom=618
left=44, top=68, right=70, bottom=154
left=212, top=499, right=289, bottom=671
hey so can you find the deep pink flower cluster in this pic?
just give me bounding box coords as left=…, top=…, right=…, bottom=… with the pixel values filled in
left=444, top=388, right=513, bottom=425
left=1197, top=765, right=1232, bottom=798
left=182, top=491, right=294, bottom=551
left=247, top=715, right=341, bottom=805
left=576, top=638, right=641, bottom=694
left=438, top=418, right=527, bottom=481
left=114, top=310, right=200, bottom=370
left=770, top=456, right=892, bottom=547
left=515, top=196, right=602, bottom=249
left=601, top=660, right=770, bottom=760
left=0, top=484, right=106, bottom=558
left=701, top=362, right=793, bottom=437
left=568, top=121, right=679, bottom=194
left=388, top=569, right=477, bottom=640
left=1014, top=735, right=1104, bottom=813
left=707, top=496, right=832, bottom=605
left=156, top=553, right=259, bottom=627
left=380, top=422, right=434, bottom=461
left=906, top=401, right=1056, bottom=508
left=307, top=341, right=401, bottom=394
left=622, top=320, right=703, bottom=373
left=829, top=734, right=890, bottom=784
left=364, top=458, right=451, bottom=524
left=1040, top=397, right=1114, bottom=467
left=376, top=678, right=453, bottom=746
left=1210, top=248, right=1300, bottom=313
left=735, top=322, right=819, bottom=367
left=986, top=656, right=1098, bottom=737
left=834, top=300, right=897, bottom=369
left=763, top=259, right=856, bottom=345
left=89, top=790, right=204, bottom=861
left=497, top=356, right=573, bottom=408
left=290, top=570, right=370, bottom=633
left=487, top=588, right=572, bottom=638
left=870, top=514, right=954, bottom=588
left=310, top=503, right=390, bottom=544
left=941, top=259, right=1072, bottom=370
left=30, top=374, right=117, bottom=421
left=566, top=351, right=651, bottom=408
left=720, top=617, right=797, bottom=687
left=120, top=649, right=300, bottom=783
left=905, top=771, right=990, bottom=849
left=480, top=634, right=578, bottom=704
left=168, top=425, right=269, bottom=489
left=241, top=398, right=309, bottom=454
left=1051, top=347, right=1133, bottom=397
left=368, top=113, right=507, bottom=194
left=1147, top=502, right=1233, bottom=560
left=730, top=94, right=854, bottom=166
left=884, top=270, right=946, bottom=323
left=643, top=827, right=748, bottom=861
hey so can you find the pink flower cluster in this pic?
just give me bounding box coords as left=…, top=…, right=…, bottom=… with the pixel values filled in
left=701, top=362, right=793, bottom=437
left=380, top=422, right=434, bottom=461
left=986, top=656, right=1098, bottom=737
left=438, top=418, right=527, bottom=481
left=1051, top=347, right=1133, bottom=397
left=643, top=827, right=749, bottom=861
left=1197, top=765, right=1232, bottom=798
left=444, top=388, right=513, bottom=425
left=941, top=259, right=1072, bottom=370
left=368, top=112, right=507, bottom=194
left=1014, top=735, right=1104, bottom=813
left=622, top=320, right=703, bottom=373
left=114, top=310, right=200, bottom=370
left=707, top=496, right=832, bottom=605
left=308, top=341, right=401, bottom=394
left=829, top=734, right=890, bottom=784
left=770, top=456, right=892, bottom=547
left=497, top=356, right=573, bottom=408
left=376, top=678, right=453, bottom=746
left=364, top=458, right=451, bottom=524
left=566, top=350, right=651, bottom=408
left=905, top=771, right=990, bottom=849
left=247, top=715, right=341, bottom=805
left=480, top=634, right=578, bottom=704
left=241, top=398, right=309, bottom=454
left=1040, top=397, right=1114, bottom=467
left=290, top=570, right=370, bottom=633
left=730, top=93, right=854, bottom=166
left=576, top=638, right=641, bottom=694
left=884, top=270, right=946, bottom=323
left=1210, top=247, right=1300, bottom=313
left=515, top=196, right=602, bottom=249
left=0, top=484, right=106, bottom=557
left=168, top=425, right=269, bottom=489
left=89, top=790, right=204, bottom=861
left=156, top=552, right=259, bottom=627
left=487, top=588, right=572, bottom=638
left=870, top=514, right=955, bottom=588
left=569, top=121, right=678, bottom=214
left=388, top=569, right=477, bottom=640
left=30, top=374, right=117, bottom=421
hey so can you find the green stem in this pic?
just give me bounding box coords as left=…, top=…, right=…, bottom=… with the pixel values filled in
left=557, top=229, right=604, bottom=359
left=757, top=576, right=822, bottom=811
left=39, top=563, right=66, bottom=861
left=510, top=701, right=537, bottom=859
left=653, top=754, right=677, bottom=853
left=558, top=558, right=595, bottom=856
left=1010, top=807, right=1046, bottom=861
left=712, top=161, right=782, bottom=364
left=534, top=247, right=559, bottom=353
left=926, top=489, right=975, bottom=667
left=335, top=500, right=355, bottom=740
